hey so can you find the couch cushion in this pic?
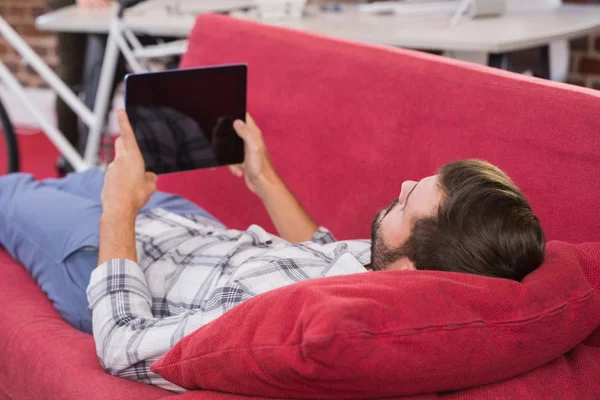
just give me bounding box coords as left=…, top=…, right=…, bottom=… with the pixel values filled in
left=151, top=241, right=600, bottom=399
left=0, top=251, right=171, bottom=400
left=163, top=344, right=600, bottom=400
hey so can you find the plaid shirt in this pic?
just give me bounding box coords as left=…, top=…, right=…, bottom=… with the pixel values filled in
left=87, top=209, right=371, bottom=392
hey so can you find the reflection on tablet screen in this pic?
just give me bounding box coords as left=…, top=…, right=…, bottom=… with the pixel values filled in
left=125, top=65, right=247, bottom=175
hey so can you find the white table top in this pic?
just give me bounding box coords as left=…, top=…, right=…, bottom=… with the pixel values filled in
left=36, top=3, right=600, bottom=53
left=36, top=7, right=112, bottom=35
left=35, top=0, right=252, bottom=37
left=259, top=4, right=600, bottom=53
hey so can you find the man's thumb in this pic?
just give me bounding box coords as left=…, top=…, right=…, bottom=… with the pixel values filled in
left=233, top=120, right=251, bottom=140
left=145, top=172, right=157, bottom=183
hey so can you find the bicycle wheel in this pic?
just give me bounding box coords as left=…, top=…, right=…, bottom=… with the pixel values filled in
left=0, top=98, right=19, bottom=174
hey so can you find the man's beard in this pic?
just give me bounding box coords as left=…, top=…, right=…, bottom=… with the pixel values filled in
left=370, top=198, right=409, bottom=271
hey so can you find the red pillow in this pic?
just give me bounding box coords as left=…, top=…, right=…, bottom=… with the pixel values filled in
left=151, top=241, right=600, bottom=399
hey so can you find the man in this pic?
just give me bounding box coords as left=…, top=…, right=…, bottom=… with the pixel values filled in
left=0, top=111, right=545, bottom=392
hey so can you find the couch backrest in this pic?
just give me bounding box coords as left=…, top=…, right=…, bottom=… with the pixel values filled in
left=160, top=14, right=600, bottom=245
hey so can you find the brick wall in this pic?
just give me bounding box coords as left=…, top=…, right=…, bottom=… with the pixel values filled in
left=565, top=0, right=600, bottom=88
left=0, top=0, right=58, bottom=87
left=1, top=0, right=600, bottom=88
left=568, top=36, right=600, bottom=88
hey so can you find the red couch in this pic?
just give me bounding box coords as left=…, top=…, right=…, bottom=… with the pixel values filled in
left=1, top=14, right=599, bottom=400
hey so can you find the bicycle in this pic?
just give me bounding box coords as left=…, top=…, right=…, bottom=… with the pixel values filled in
left=0, top=0, right=187, bottom=174
left=0, top=96, right=19, bottom=174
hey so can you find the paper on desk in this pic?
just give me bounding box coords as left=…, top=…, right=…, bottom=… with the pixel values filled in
left=358, top=1, right=460, bottom=17
left=130, top=0, right=255, bottom=16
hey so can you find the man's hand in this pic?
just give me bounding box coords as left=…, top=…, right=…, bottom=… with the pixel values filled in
left=229, top=114, right=281, bottom=199
left=101, top=110, right=157, bottom=220
left=76, top=0, right=111, bottom=8
left=229, top=114, right=319, bottom=243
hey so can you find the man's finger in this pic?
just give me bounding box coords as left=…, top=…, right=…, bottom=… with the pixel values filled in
left=114, top=137, right=126, bottom=157
left=117, top=110, right=142, bottom=155
left=229, top=165, right=243, bottom=178
left=246, top=113, right=261, bottom=136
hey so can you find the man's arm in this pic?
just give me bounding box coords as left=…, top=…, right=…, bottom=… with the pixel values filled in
left=230, top=115, right=318, bottom=243
left=256, top=173, right=318, bottom=244
left=98, top=110, right=157, bottom=266
left=98, top=211, right=136, bottom=265
left=88, top=259, right=186, bottom=392
left=90, top=111, right=188, bottom=390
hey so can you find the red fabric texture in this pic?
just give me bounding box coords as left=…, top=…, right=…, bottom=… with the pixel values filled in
left=0, top=129, right=59, bottom=179
left=162, top=15, right=600, bottom=246
left=151, top=241, right=600, bottom=398
left=1, top=14, right=600, bottom=400
left=169, top=344, right=600, bottom=400
left=0, top=251, right=171, bottom=400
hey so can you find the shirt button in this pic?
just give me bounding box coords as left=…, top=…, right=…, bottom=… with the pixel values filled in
left=206, top=231, right=213, bottom=236
left=265, top=240, right=273, bottom=245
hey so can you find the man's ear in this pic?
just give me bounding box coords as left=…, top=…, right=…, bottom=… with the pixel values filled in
left=386, top=257, right=416, bottom=272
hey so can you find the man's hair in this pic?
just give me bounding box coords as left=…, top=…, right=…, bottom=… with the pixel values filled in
left=400, top=159, right=546, bottom=281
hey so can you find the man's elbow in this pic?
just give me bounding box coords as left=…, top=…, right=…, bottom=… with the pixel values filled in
left=93, top=322, right=135, bottom=377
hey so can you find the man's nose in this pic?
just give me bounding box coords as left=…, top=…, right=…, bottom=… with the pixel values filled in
left=399, top=180, right=417, bottom=203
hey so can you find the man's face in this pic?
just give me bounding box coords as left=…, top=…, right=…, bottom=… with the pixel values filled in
left=370, top=175, right=441, bottom=271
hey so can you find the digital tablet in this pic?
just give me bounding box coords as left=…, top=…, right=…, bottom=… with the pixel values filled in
left=124, top=64, right=247, bottom=174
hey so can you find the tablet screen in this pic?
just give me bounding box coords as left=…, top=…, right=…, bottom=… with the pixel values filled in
left=124, top=64, right=247, bottom=174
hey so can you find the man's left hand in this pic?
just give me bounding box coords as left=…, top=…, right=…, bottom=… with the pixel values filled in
left=101, top=110, right=157, bottom=219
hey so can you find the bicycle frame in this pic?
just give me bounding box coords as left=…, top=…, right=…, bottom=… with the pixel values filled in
left=0, top=3, right=188, bottom=172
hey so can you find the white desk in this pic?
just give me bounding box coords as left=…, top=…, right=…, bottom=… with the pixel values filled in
left=36, top=2, right=600, bottom=81
left=36, top=3, right=600, bottom=50
left=35, top=0, right=253, bottom=37
left=259, top=5, right=600, bottom=54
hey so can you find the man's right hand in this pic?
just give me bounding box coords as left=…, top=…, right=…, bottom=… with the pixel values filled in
left=76, top=0, right=111, bottom=9
left=229, top=114, right=281, bottom=199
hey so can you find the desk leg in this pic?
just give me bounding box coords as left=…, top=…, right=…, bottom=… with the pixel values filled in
left=83, top=28, right=120, bottom=166
left=548, top=40, right=569, bottom=82
left=539, top=44, right=551, bottom=80
left=488, top=53, right=512, bottom=71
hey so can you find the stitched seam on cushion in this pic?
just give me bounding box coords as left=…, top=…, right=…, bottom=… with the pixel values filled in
left=310, top=287, right=599, bottom=338
left=159, top=288, right=599, bottom=366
